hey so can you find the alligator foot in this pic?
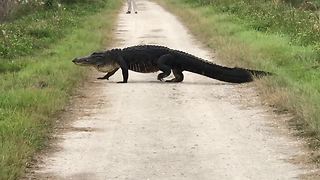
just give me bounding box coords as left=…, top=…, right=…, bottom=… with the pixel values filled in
left=157, top=73, right=165, bottom=81
left=117, top=81, right=127, bottom=83
left=97, top=77, right=109, bottom=80
left=157, top=72, right=171, bottom=82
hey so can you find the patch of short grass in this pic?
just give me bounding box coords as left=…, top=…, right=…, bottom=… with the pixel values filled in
left=0, top=0, right=122, bottom=179
left=157, top=0, right=320, bottom=140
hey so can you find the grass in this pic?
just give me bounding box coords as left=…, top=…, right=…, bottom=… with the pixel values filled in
left=0, top=0, right=122, bottom=179
left=183, top=0, right=320, bottom=48
left=156, top=0, right=320, bottom=149
left=0, top=1, right=111, bottom=59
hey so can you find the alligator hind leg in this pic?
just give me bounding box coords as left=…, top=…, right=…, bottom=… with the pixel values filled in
left=157, top=54, right=173, bottom=81
left=166, top=69, right=184, bottom=82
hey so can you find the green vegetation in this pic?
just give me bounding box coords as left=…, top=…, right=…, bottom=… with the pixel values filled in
left=184, top=0, right=320, bottom=47
left=0, top=0, right=111, bottom=59
left=0, top=0, right=121, bottom=179
left=158, top=0, right=320, bottom=147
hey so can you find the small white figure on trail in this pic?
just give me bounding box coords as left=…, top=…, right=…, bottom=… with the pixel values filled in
left=126, top=0, right=138, bottom=14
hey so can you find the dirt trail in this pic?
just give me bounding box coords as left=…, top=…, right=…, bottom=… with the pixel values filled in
left=33, top=0, right=312, bottom=179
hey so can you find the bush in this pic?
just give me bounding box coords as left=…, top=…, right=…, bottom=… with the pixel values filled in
left=185, top=0, right=320, bottom=50
left=0, top=0, right=109, bottom=69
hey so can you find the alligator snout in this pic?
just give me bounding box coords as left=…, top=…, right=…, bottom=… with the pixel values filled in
left=72, top=58, right=83, bottom=64
left=72, top=57, right=91, bottom=66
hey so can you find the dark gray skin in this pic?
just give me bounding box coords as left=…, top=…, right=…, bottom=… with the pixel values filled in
left=72, top=45, right=271, bottom=83
left=72, top=51, right=121, bottom=80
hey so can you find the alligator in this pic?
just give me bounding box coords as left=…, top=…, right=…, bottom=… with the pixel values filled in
left=72, top=45, right=271, bottom=83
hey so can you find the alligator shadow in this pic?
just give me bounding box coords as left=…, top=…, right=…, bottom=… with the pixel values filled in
left=109, top=80, right=238, bottom=86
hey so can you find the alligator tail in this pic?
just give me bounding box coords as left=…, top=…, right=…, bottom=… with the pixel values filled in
left=174, top=50, right=271, bottom=83
left=186, top=62, right=271, bottom=83
left=207, top=66, right=255, bottom=83
left=204, top=65, right=272, bottom=83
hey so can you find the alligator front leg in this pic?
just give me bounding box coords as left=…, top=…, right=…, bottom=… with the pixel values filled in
left=157, top=54, right=173, bottom=81
left=97, top=68, right=119, bottom=80
left=117, top=56, right=129, bottom=83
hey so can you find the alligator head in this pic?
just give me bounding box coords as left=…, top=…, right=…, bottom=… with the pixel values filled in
left=72, top=51, right=120, bottom=73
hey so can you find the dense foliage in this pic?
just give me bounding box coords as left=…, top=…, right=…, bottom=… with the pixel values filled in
left=0, top=0, right=108, bottom=60
left=183, top=0, right=320, bottom=52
